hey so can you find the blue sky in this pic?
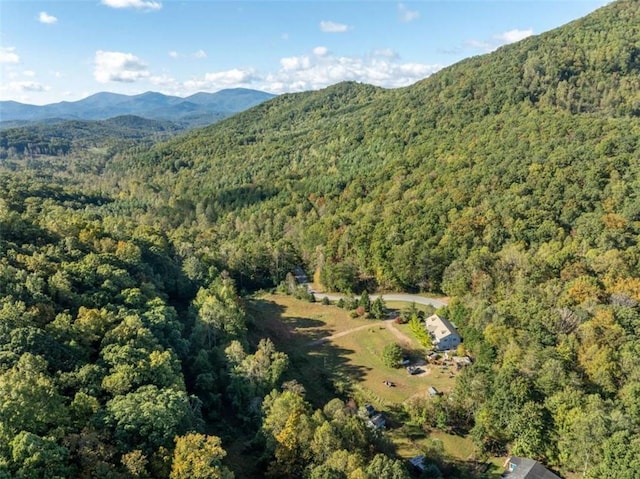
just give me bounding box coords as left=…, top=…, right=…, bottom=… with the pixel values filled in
left=0, top=0, right=612, bottom=105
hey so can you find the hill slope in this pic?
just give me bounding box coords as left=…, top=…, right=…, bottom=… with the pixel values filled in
left=2, top=1, right=640, bottom=477
left=112, top=0, right=640, bottom=290
left=0, top=115, right=182, bottom=158
left=106, top=4, right=640, bottom=472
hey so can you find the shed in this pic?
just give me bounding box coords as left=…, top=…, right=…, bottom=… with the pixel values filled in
left=409, top=455, right=426, bottom=472
left=363, top=404, right=376, bottom=417
left=367, top=413, right=386, bottom=430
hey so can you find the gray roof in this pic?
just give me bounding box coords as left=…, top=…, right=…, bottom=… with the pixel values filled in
left=504, top=457, right=562, bottom=479
left=409, top=455, right=426, bottom=471
left=425, top=314, right=459, bottom=341
left=368, top=413, right=386, bottom=429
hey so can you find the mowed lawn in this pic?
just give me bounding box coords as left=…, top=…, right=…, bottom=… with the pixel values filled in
left=390, top=427, right=477, bottom=462
left=246, top=293, right=457, bottom=408
left=246, top=294, right=373, bottom=404
left=246, top=294, right=484, bottom=470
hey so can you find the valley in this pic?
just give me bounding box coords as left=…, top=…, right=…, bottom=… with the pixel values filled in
left=1, top=0, right=640, bottom=477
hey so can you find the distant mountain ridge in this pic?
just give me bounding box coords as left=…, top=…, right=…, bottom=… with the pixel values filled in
left=0, top=88, right=276, bottom=128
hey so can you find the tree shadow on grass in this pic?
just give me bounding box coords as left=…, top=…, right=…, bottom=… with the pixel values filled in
left=440, top=458, right=506, bottom=479
left=246, top=297, right=371, bottom=406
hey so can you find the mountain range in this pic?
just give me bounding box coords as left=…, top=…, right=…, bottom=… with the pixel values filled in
left=2, top=1, right=640, bottom=477
left=0, top=88, right=276, bottom=129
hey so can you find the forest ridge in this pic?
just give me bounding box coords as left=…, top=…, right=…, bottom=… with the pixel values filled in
left=1, top=0, right=640, bottom=477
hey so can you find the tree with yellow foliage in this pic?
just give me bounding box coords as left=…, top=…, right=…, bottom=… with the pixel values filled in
left=170, top=433, right=233, bottom=479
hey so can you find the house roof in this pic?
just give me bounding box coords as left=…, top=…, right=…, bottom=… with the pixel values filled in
left=504, top=457, right=562, bottom=479
left=409, top=455, right=426, bottom=471
left=368, top=413, right=386, bottom=429
left=425, top=314, right=459, bottom=341
left=452, top=356, right=472, bottom=365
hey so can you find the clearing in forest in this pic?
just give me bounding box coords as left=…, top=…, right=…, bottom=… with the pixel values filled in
left=246, top=293, right=457, bottom=407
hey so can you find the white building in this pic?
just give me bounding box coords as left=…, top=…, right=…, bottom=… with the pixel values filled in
left=425, top=314, right=461, bottom=351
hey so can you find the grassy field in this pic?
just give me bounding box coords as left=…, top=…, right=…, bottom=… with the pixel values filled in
left=247, top=293, right=460, bottom=408
left=390, top=427, right=476, bottom=461
left=385, top=300, right=437, bottom=313
left=246, top=294, right=373, bottom=404
left=245, top=293, right=491, bottom=473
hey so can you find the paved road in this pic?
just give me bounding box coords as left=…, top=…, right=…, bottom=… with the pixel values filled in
left=312, top=292, right=448, bottom=308
left=295, top=266, right=447, bottom=309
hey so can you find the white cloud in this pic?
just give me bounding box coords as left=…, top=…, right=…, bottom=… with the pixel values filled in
left=7, top=81, right=49, bottom=92
left=204, top=68, right=256, bottom=84
left=150, top=74, right=177, bottom=86
left=465, top=39, right=493, bottom=52
left=468, top=28, right=534, bottom=53
left=94, top=51, right=150, bottom=83
left=101, top=0, right=161, bottom=11
left=281, top=56, right=311, bottom=71
left=176, top=47, right=441, bottom=95
left=0, top=47, right=19, bottom=64
left=398, top=3, right=420, bottom=23
left=313, top=46, right=329, bottom=57
left=374, top=48, right=398, bottom=59
left=493, top=28, right=533, bottom=44
left=84, top=46, right=441, bottom=98
left=320, top=21, right=350, bottom=33
left=39, top=11, right=58, bottom=24
left=183, top=68, right=257, bottom=92
left=192, top=49, right=207, bottom=59
left=262, top=50, right=442, bottom=93
left=169, top=50, right=207, bottom=60
left=23, top=70, right=36, bottom=77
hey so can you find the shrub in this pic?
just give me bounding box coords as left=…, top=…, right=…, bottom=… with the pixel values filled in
left=382, top=343, right=403, bottom=368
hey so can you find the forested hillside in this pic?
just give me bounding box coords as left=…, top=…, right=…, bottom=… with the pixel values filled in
left=2, top=0, right=640, bottom=477
left=0, top=116, right=182, bottom=158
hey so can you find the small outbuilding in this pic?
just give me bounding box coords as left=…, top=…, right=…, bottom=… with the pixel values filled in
left=409, top=455, right=426, bottom=472
left=363, top=403, right=376, bottom=417
left=428, top=386, right=440, bottom=397
left=367, top=413, right=386, bottom=430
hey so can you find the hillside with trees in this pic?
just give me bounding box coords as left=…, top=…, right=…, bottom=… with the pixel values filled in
left=1, top=0, right=640, bottom=477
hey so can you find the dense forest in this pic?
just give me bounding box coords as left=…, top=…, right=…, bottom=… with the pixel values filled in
left=2, top=0, right=640, bottom=477
left=0, top=116, right=183, bottom=159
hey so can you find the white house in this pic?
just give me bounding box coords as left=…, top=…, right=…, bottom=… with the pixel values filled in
left=425, top=314, right=461, bottom=351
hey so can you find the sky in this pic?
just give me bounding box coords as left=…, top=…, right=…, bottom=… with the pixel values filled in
left=0, top=0, right=612, bottom=105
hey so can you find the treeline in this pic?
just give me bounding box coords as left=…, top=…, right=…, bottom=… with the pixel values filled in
left=1, top=0, right=640, bottom=476
left=0, top=115, right=181, bottom=159
left=0, top=174, right=414, bottom=478
left=103, top=1, right=640, bottom=296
